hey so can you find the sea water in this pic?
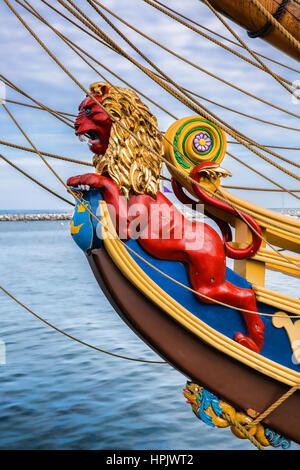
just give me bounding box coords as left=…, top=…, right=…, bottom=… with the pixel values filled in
left=0, top=220, right=299, bottom=450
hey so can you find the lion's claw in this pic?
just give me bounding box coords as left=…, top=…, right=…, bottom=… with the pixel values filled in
left=234, top=332, right=263, bottom=353
left=67, top=173, right=103, bottom=189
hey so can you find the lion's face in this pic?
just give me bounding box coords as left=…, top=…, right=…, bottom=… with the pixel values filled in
left=74, top=92, right=112, bottom=156
left=75, top=82, right=163, bottom=198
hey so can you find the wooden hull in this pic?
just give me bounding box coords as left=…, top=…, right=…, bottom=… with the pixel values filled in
left=88, top=246, right=300, bottom=445
left=201, top=0, right=300, bottom=61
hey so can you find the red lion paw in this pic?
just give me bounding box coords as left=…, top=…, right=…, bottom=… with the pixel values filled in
left=67, top=173, right=104, bottom=189
left=235, top=327, right=264, bottom=353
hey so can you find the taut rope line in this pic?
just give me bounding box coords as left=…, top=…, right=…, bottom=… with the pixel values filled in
left=22, top=0, right=300, bottom=167
left=5, top=98, right=76, bottom=118
left=35, top=0, right=177, bottom=121
left=0, top=285, right=167, bottom=364
left=151, top=0, right=300, bottom=74
left=0, top=153, right=74, bottom=206
left=25, top=0, right=300, bottom=184
left=63, top=0, right=300, bottom=121
left=0, top=74, right=74, bottom=129
left=200, top=0, right=298, bottom=98
left=35, top=0, right=300, bottom=134
left=0, top=140, right=94, bottom=167
left=4, top=0, right=300, bottom=264
left=15, top=0, right=300, bottom=241
left=66, top=0, right=300, bottom=185
left=2, top=99, right=300, bottom=316
left=142, top=0, right=298, bottom=97
left=249, top=0, right=300, bottom=53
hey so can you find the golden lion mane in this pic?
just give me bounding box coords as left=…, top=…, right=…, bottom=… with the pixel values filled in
left=90, top=82, right=164, bottom=198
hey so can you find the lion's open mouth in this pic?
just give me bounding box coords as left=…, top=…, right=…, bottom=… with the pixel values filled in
left=78, top=130, right=101, bottom=148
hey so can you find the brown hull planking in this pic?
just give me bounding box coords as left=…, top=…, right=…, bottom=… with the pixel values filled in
left=200, top=0, right=300, bottom=61
left=88, top=247, right=300, bottom=445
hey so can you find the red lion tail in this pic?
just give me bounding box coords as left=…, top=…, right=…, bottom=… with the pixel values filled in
left=171, top=162, right=262, bottom=260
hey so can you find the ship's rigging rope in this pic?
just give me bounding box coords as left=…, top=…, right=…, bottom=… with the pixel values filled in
left=10, top=0, right=300, bottom=197
left=18, top=0, right=300, bottom=146
left=142, top=0, right=298, bottom=99
left=86, top=0, right=300, bottom=144
left=8, top=0, right=300, bottom=235
left=3, top=282, right=300, bottom=453
left=0, top=140, right=94, bottom=167
left=3, top=86, right=300, bottom=284
left=247, top=0, right=290, bottom=39
left=3, top=0, right=300, bottom=262
left=2, top=100, right=300, bottom=316
left=150, top=0, right=300, bottom=74
left=0, top=74, right=74, bottom=128
left=71, top=0, right=300, bottom=125
left=34, top=0, right=300, bottom=135
left=2, top=138, right=299, bottom=196
left=178, top=87, right=300, bottom=134
left=50, top=0, right=300, bottom=190
left=226, top=151, right=300, bottom=200
left=2, top=0, right=300, bottom=263
left=11, top=0, right=296, bottom=155
left=223, top=185, right=300, bottom=192
left=1, top=67, right=297, bottom=198
left=62, top=0, right=300, bottom=183
left=4, top=97, right=300, bottom=318
left=0, top=153, right=74, bottom=206
left=162, top=174, right=300, bottom=192
left=44, top=0, right=300, bottom=123
left=201, top=0, right=297, bottom=98
left=5, top=98, right=76, bottom=118
left=18, top=0, right=300, bottom=144
left=2, top=1, right=300, bottom=286
left=150, top=71, right=300, bottom=172
left=6, top=4, right=300, bottom=269
left=1, top=282, right=298, bottom=452
left=20, top=0, right=300, bottom=171
left=249, top=0, right=300, bottom=53
left=0, top=285, right=167, bottom=364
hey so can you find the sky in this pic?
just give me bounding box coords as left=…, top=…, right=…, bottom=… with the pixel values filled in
left=0, top=0, right=300, bottom=210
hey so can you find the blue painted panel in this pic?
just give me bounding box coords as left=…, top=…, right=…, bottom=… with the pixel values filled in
left=70, top=189, right=103, bottom=254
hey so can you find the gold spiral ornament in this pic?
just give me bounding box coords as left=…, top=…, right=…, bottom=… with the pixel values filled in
left=164, top=116, right=227, bottom=193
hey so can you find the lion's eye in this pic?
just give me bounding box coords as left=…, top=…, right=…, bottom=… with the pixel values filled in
left=85, top=107, right=92, bottom=116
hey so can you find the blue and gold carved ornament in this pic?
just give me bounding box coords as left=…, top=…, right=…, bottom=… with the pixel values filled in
left=70, top=188, right=103, bottom=255
left=183, top=381, right=291, bottom=449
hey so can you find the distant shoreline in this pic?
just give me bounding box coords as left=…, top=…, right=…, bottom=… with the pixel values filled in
left=0, top=207, right=299, bottom=222
left=0, top=213, right=72, bottom=221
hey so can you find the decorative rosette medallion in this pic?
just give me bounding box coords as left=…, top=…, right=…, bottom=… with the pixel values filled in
left=193, top=132, right=212, bottom=153
left=164, top=116, right=227, bottom=194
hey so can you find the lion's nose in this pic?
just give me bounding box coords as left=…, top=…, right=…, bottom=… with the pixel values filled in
left=74, top=123, right=79, bottom=134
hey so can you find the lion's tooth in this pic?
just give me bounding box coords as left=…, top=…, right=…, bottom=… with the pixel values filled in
left=78, top=135, right=87, bottom=142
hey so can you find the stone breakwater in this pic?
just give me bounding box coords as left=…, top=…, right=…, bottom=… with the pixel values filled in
left=0, top=213, right=72, bottom=222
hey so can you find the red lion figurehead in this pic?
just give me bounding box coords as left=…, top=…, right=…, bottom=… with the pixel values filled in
left=68, top=82, right=264, bottom=354
left=74, top=83, right=112, bottom=156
